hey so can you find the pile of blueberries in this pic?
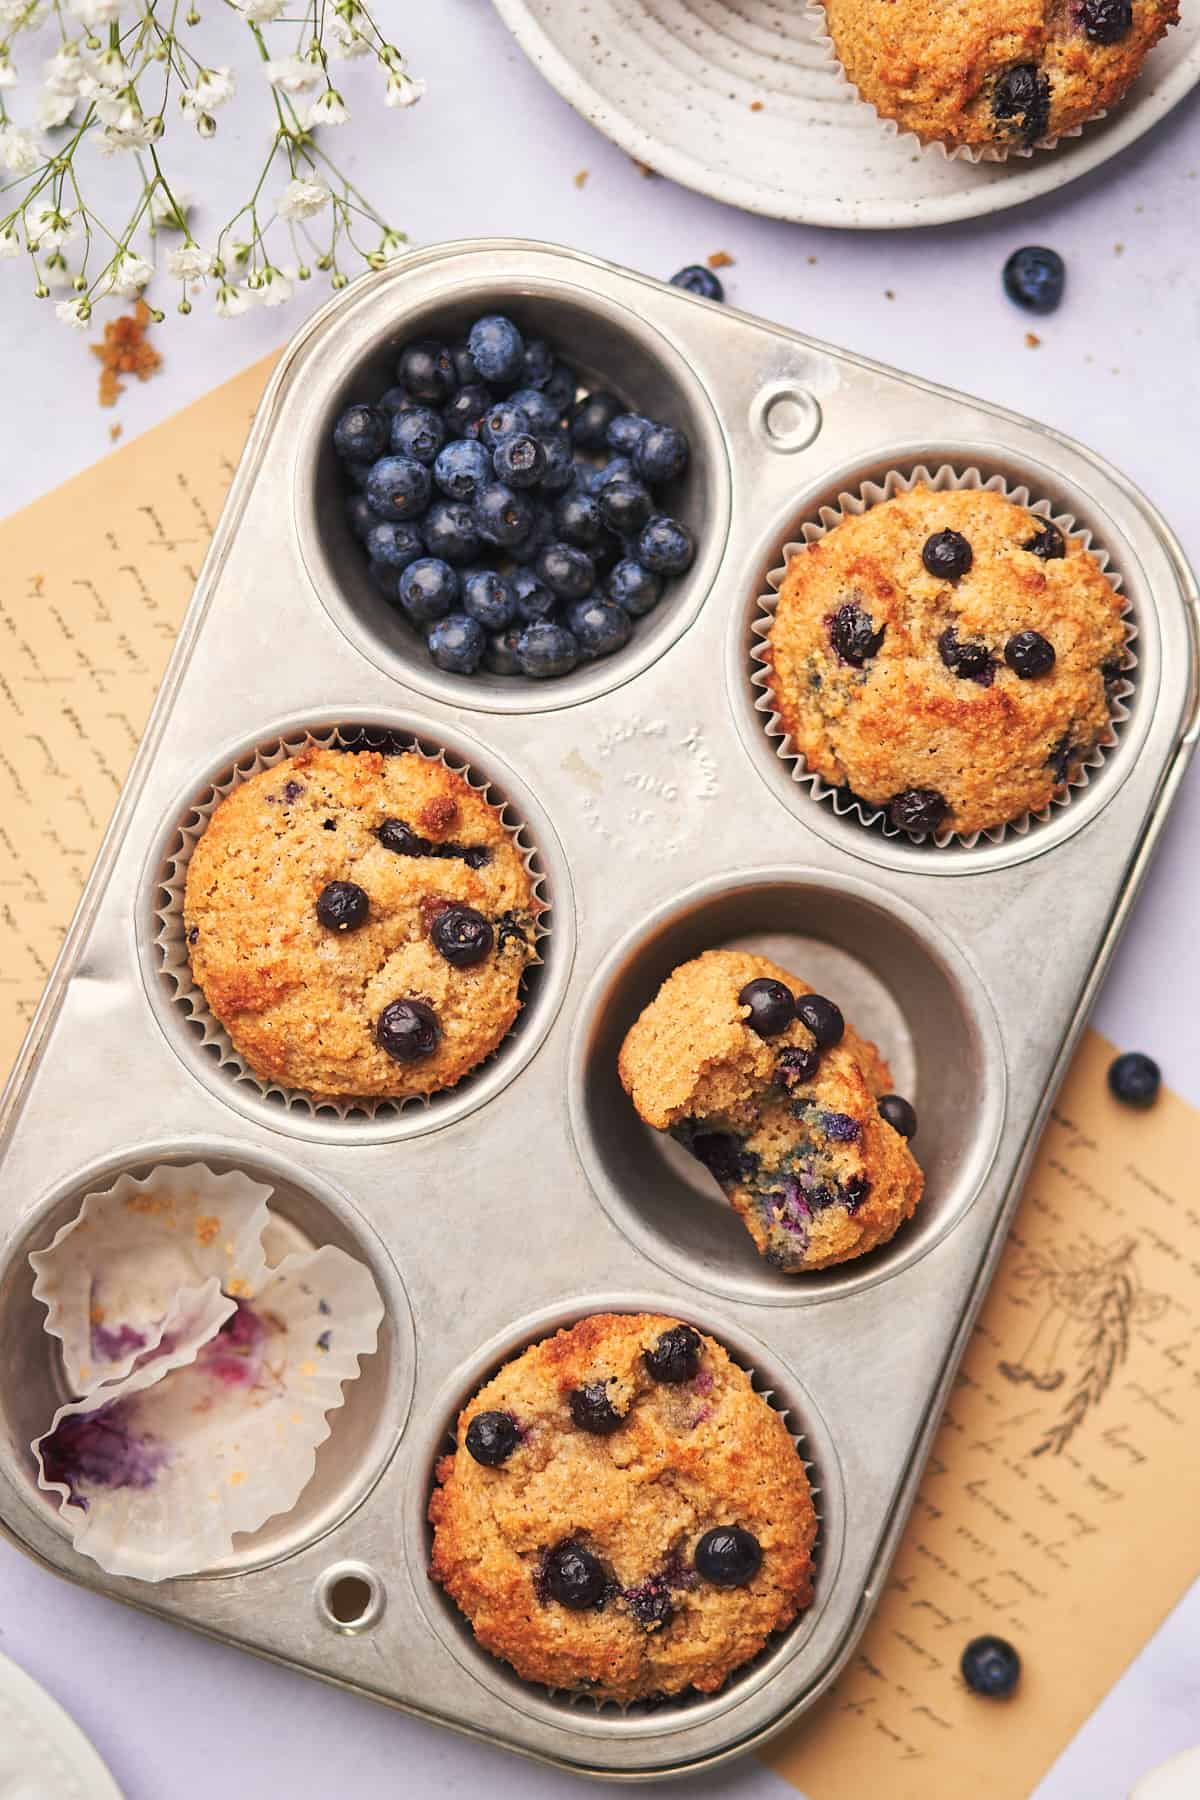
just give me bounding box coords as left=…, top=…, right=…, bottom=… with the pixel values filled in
left=334, top=311, right=696, bottom=680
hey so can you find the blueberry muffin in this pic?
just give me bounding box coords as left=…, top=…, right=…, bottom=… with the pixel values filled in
left=183, top=746, right=539, bottom=1099
left=428, top=1313, right=817, bottom=1702
left=618, top=949, right=923, bottom=1273
left=819, top=0, right=1178, bottom=153
left=764, top=484, right=1127, bottom=839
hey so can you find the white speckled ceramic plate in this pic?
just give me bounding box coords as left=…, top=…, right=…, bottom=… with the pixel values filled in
left=491, top=0, right=1200, bottom=228
left=0, top=1655, right=122, bottom=1800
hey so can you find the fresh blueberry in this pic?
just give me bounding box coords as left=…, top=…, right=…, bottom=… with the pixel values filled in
left=333, top=403, right=388, bottom=462
left=398, top=557, right=459, bottom=626
left=606, top=558, right=663, bottom=617
left=520, top=338, right=555, bottom=389
left=1005, top=630, right=1056, bottom=678
left=1003, top=245, right=1066, bottom=314
left=376, top=997, right=440, bottom=1061
left=467, top=314, right=525, bottom=387
left=465, top=1410, right=518, bottom=1467
left=365, top=520, right=424, bottom=570
left=961, top=1635, right=1021, bottom=1699
left=480, top=400, right=533, bottom=451
left=878, top=1094, right=918, bottom=1139
left=443, top=382, right=491, bottom=436
left=538, top=432, right=576, bottom=493
left=396, top=339, right=457, bottom=404
left=427, top=613, right=485, bottom=674
left=1024, top=519, right=1066, bottom=559
left=364, top=455, right=431, bottom=522
left=368, top=561, right=403, bottom=603
left=377, top=385, right=412, bottom=416
left=776, top=1044, right=821, bottom=1087
left=938, top=627, right=993, bottom=682
left=345, top=492, right=377, bottom=542
left=795, top=993, right=844, bottom=1048
left=923, top=529, right=973, bottom=581
left=889, top=788, right=949, bottom=835
left=493, top=432, right=547, bottom=489
left=375, top=818, right=429, bottom=856
left=511, top=568, right=559, bottom=624
left=542, top=362, right=577, bottom=415
left=543, top=1541, right=608, bottom=1611
left=507, top=385, right=563, bottom=437
left=536, top=542, right=595, bottom=601
left=555, top=489, right=605, bottom=548
left=605, top=412, right=653, bottom=457
left=1081, top=0, right=1132, bottom=42
left=670, top=264, right=725, bottom=302
left=433, top=437, right=491, bottom=502
left=485, top=625, right=524, bottom=675
left=694, top=1526, right=762, bottom=1588
left=462, top=568, right=516, bottom=630
left=738, top=977, right=795, bottom=1037
left=830, top=603, right=885, bottom=666
left=516, top=621, right=580, bottom=678
left=637, top=515, right=694, bottom=575
left=422, top=499, right=480, bottom=565
left=567, top=597, right=632, bottom=658
left=644, top=1325, right=702, bottom=1385
left=588, top=455, right=634, bottom=495
left=316, top=880, right=369, bottom=932
left=431, top=902, right=494, bottom=965
left=473, top=481, right=535, bottom=548
left=1107, top=1050, right=1161, bottom=1108
left=598, top=476, right=653, bottom=537
left=388, top=404, right=446, bottom=464
left=507, top=506, right=554, bottom=567
left=450, top=343, right=478, bottom=387
left=569, top=391, right=622, bottom=451
left=634, top=423, right=689, bottom=487
left=569, top=1382, right=623, bottom=1435
left=991, top=64, right=1051, bottom=144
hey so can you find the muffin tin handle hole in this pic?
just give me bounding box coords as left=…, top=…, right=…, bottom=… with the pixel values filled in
left=317, top=1562, right=386, bottom=1634
left=751, top=381, right=822, bottom=455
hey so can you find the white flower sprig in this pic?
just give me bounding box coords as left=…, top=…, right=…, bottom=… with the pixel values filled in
left=0, top=0, right=418, bottom=325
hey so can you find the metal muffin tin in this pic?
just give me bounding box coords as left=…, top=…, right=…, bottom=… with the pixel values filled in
left=0, top=238, right=1196, bottom=1781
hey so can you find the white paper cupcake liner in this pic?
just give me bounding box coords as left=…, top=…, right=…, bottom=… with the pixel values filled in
left=750, top=463, right=1136, bottom=850
left=34, top=1243, right=384, bottom=1582
left=30, top=1163, right=273, bottom=1396
left=804, top=3, right=1102, bottom=162
left=153, top=724, right=550, bottom=1122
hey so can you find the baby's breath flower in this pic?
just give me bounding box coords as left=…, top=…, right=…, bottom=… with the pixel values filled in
left=88, top=48, right=129, bottom=91
left=56, top=296, right=91, bottom=328
left=180, top=65, right=233, bottom=119
left=0, top=124, right=42, bottom=173
left=229, top=0, right=285, bottom=18
left=66, top=0, right=123, bottom=24
left=43, top=45, right=89, bottom=96
left=263, top=55, right=321, bottom=94
left=384, top=66, right=424, bottom=109
left=42, top=252, right=76, bottom=290
left=305, top=88, right=348, bottom=126
left=148, top=184, right=193, bottom=228
left=277, top=175, right=329, bottom=220
left=36, top=89, right=76, bottom=129
left=0, top=57, right=16, bottom=88
left=214, top=279, right=254, bottom=318
left=257, top=262, right=294, bottom=306
left=98, top=247, right=153, bottom=296
left=166, top=242, right=213, bottom=279
left=328, top=14, right=370, bottom=59
left=0, top=226, right=21, bottom=258
left=25, top=203, right=75, bottom=249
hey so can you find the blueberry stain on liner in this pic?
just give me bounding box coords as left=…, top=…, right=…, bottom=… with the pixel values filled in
left=152, top=723, right=550, bottom=1125
left=749, top=461, right=1135, bottom=852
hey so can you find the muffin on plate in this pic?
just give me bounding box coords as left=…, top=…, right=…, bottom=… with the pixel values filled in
left=183, top=745, right=539, bottom=1100
left=817, top=0, right=1179, bottom=153
left=428, top=1312, right=818, bottom=1703
left=618, top=949, right=923, bottom=1273
left=763, top=483, right=1127, bottom=839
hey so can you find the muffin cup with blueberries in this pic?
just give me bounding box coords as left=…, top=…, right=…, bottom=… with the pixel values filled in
left=807, top=0, right=1179, bottom=160
left=753, top=466, right=1134, bottom=847
left=163, top=730, right=546, bottom=1113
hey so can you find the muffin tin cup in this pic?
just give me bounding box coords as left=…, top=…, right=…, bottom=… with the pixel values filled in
left=144, top=715, right=571, bottom=1140
left=404, top=1292, right=845, bottom=1738
left=750, top=461, right=1136, bottom=852
left=803, top=2, right=1101, bottom=162
left=0, top=241, right=1195, bottom=1780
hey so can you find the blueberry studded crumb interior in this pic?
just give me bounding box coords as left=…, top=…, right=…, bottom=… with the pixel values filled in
left=765, top=483, right=1128, bottom=839
left=333, top=311, right=697, bottom=682
left=428, top=1312, right=817, bottom=1702
left=618, top=949, right=923, bottom=1273
left=182, top=744, right=539, bottom=1101
left=820, top=0, right=1178, bottom=152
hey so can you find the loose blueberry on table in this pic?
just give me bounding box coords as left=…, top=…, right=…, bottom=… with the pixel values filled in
left=1107, top=1050, right=1161, bottom=1108
left=331, top=311, right=696, bottom=682
left=1003, top=246, right=1066, bottom=315
left=960, top=1634, right=1021, bottom=1698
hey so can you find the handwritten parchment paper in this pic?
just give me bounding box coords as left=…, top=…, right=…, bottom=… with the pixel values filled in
left=1, top=359, right=1197, bottom=1799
